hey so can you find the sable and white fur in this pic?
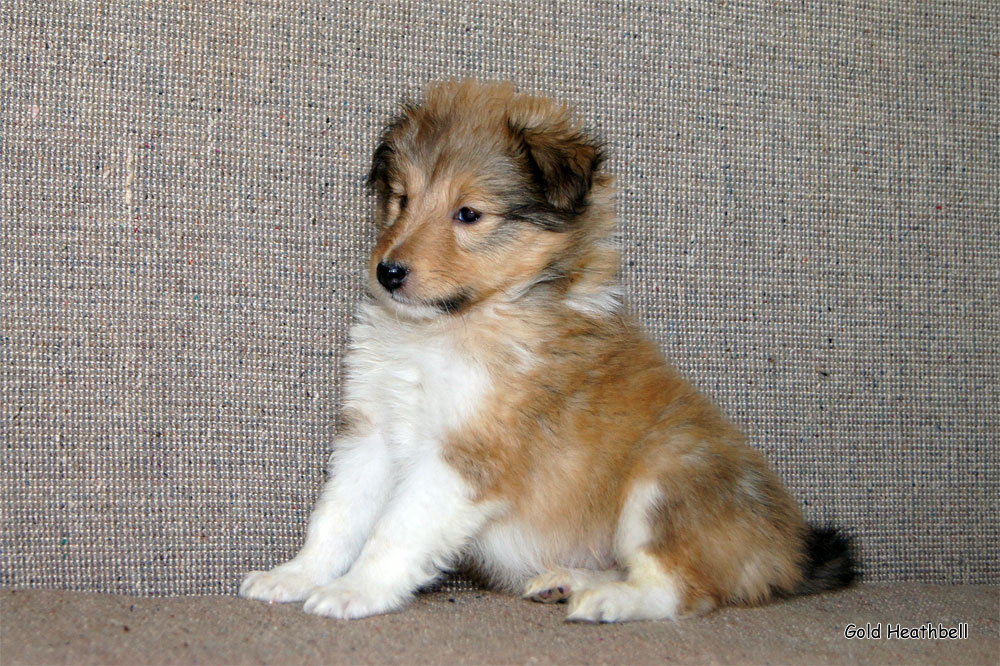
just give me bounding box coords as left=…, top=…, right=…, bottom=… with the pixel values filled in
left=240, top=80, right=855, bottom=622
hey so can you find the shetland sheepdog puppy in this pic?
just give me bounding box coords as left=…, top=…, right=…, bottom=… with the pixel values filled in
left=240, top=80, right=855, bottom=622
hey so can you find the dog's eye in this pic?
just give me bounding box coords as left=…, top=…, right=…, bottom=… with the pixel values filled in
left=398, top=194, right=408, bottom=211
left=455, top=207, right=481, bottom=224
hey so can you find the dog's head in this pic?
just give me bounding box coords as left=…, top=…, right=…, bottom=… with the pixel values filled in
left=365, top=80, right=611, bottom=319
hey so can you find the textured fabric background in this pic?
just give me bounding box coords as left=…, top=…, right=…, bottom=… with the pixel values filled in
left=2, top=1, right=997, bottom=595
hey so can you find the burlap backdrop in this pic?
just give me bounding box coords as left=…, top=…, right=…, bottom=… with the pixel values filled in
left=2, top=1, right=997, bottom=594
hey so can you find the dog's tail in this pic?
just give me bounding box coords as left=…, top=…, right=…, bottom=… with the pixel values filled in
left=795, top=526, right=858, bottom=595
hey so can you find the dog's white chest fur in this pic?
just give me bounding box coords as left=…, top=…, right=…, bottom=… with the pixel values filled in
left=342, top=302, right=610, bottom=591
left=344, top=302, right=490, bottom=450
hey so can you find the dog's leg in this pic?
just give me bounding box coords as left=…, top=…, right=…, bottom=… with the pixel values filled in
left=564, top=478, right=687, bottom=623
left=302, top=451, right=492, bottom=619
left=565, top=550, right=688, bottom=622
left=240, top=432, right=392, bottom=603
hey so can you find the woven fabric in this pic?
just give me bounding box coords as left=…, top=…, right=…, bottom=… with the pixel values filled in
left=2, top=1, right=997, bottom=595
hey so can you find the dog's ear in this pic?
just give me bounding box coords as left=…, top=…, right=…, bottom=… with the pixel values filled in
left=366, top=139, right=394, bottom=197
left=508, top=118, right=603, bottom=215
left=367, top=109, right=414, bottom=198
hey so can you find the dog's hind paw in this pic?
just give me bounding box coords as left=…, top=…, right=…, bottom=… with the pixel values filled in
left=523, top=568, right=625, bottom=605
left=566, top=580, right=681, bottom=623
left=523, top=570, right=575, bottom=603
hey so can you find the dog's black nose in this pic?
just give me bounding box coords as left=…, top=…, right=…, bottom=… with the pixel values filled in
left=376, top=261, right=408, bottom=292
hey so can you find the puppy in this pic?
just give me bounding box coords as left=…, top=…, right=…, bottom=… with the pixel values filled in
left=240, top=80, right=855, bottom=622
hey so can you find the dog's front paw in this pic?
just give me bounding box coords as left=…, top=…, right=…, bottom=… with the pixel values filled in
left=239, top=563, right=319, bottom=603
left=303, top=580, right=408, bottom=620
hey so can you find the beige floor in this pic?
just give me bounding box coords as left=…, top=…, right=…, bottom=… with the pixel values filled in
left=2, top=584, right=997, bottom=665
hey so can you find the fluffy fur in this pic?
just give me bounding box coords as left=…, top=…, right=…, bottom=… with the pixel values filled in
left=240, top=80, right=855, bottom=622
